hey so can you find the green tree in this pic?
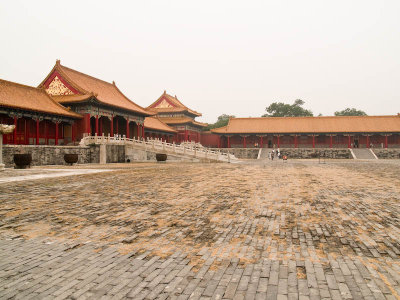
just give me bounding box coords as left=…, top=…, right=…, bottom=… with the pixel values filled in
left=262, top=99, right=313, bottom=117
left=203, top=114, right=235, bottom=131
left=334, top=108, right=367, bottom=116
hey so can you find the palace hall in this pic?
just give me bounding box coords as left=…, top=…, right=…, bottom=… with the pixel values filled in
left=1, top=60, right=400, bottom=149
left=1, top=60, right=177, bottom=145
left=211, top=116, right=400, bottom=149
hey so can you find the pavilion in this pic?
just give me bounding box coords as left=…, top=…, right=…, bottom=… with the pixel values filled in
left=38, top=60, right=153, bottom=142
left=211, top=115, right=400, bottom=148
left=146, top=91, right=206, bottom=143
left=0, top=79, right=81, bottom=145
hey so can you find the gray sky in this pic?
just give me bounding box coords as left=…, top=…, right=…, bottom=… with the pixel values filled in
left=1, top=0, right=399, bottom=123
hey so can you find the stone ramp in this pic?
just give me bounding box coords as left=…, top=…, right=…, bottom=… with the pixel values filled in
left=257, top=147, right=269, bottom=159
left=352, top=148, right=378, bottom=159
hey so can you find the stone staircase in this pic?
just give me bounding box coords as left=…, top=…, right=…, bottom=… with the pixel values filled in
left=80, top=135, right=239, bottom=163
left=351, top=148, right=378, bottom=160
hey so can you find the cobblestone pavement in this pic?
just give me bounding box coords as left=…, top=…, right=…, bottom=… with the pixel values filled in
left=0, top=160, right=400, bottom=299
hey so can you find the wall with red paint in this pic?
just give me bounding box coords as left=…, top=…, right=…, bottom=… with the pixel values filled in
left=200, top=132, right=219, bottom=147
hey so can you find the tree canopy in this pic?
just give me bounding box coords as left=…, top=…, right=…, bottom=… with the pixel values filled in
left=203, top=114, right=235, bottom=131
left=334, top=108, right=367, bottom=116
left=262, top=99, right=313, bottom=117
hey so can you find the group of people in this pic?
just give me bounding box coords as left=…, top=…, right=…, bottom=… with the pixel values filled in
left=268, top=149, right=281, bottom=160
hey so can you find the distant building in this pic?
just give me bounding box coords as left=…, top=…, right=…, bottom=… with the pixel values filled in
left=211, top=116, right=400, bottom=148
left=147, top=91, right=206, bottom=143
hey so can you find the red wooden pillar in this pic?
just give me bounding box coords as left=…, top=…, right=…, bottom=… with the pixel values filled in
left=385, top=135, right=388, bottom=148
left=85, top=113, right=91, bottom=135
left=312, top=135, right=315, bottom=149
left=126, top=118, right=130, bottom=138
left=55, top=122, right=59, bottom=145
left=13, top=116, right=17, bottom=144
left=184, top=130, right=188, bottom=141
left=72, top=122, right=76, bottom=143
left=99, top=118, right=102, bottom=135
left=260, top=136, right=263, bottom=148
left=116, top=118, right=119, bottom=136
left=36, top=119, right=40, bottom=145
left=45, top=121, right=49, bottom=145
left=227, top=136, right=231, bottom=148
left=138, top=124, right=141, bottom=138
left=95, top=115, right=99, bottom=135
left=329, top=135, right=333, bottom=148
left=277, top=136, right=280, bottom=148
left=142, top=125, right=144, bottom=138
left=294, top=136, right=298, bottom=148
left=110, top=116, right=114, bottom=137
left=243, top=136, right=247, bottom=148
left=347, top=136, right=351, bottom=148
left=25, top=119, right=29, bottom=145
left=366, top=135, right=370, bottom=148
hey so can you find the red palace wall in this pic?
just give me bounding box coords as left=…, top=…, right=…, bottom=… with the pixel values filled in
left=199, top=132, right=400, bottom=148
left=175, top=129, right=201, bottom=143
left=200, top=132, right=219, bottom=147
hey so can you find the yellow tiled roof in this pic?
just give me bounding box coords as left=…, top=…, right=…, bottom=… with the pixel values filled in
left=0, top=79, right=81, bottom=118
left=39, top=61, right=151, bottom=116
left=144, top=117, right=177, bottom=133
left=147, top=91, right=202, bottom=117
left=211, top=115, right=400, bottom=134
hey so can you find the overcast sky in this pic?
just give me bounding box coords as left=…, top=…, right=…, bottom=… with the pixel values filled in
left=1, top=0, right=399, bottom=123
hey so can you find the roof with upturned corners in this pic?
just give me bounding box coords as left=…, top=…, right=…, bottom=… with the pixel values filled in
left=0, top=79, right=81, bottom=118
left=211, top=115, right=400, bottom=134
left=146, top=91, right=202, bottom=117
left=39, top=60, right=151, bottom=116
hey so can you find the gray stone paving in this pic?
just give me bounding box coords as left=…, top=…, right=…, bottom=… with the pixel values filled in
left=0, top=161, right=399, bottom=299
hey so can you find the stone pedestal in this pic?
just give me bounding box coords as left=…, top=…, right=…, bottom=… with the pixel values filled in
left=0, top=125, right=16, bottom=171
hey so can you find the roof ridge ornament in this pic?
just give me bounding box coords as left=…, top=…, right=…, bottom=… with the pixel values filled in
left=112, top=81, right=116, bottom=86
left=164, top=90, right=166, bottom=94
left=56, top=59, right=61, bottom=65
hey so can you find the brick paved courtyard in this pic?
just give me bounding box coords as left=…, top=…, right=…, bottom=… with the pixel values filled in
left=0, top=160, right=400, bottom=300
